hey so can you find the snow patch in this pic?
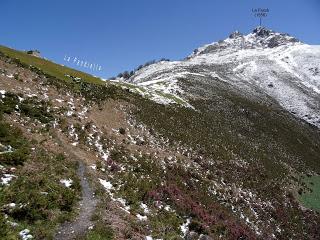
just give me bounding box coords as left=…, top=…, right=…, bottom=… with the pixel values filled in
left=19, top=229, right=33, bottom=240
left=1, top=174, right=16, bottom=185
left=140, top=202, right=150, bottom=214
left=136, top=213, right=147, bottom=221
left=99, top=179, right=113, bottom=190
left=60, top=179, right=73, bottom=188
left=180, top=218, right=191, bottom=237
left=0, top=90, right=6, bottom=98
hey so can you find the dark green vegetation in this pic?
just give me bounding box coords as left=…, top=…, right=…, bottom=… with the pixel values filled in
left=133, top=81, right=320, bottom=184
left=0, top=121, right=29, bottom=166
left=0, top=123, right=81, bottom=239
left=0, top=93, right=81, bottom=238
left=0, top=92, right=54, bottom=124
left=0, top=151, right=81, bottom=239
left=129, top=81, right=320, bottom=238
left=81, top=222, right=114, bottom=240
left=0, top=91, right=55, bottom=165
left=110, top=150, right=184, bottom=239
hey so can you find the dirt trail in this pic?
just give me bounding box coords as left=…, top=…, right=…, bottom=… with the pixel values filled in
left=54, top=136, right=98, bottom=240
left=55, top=160, right=97, bottom=240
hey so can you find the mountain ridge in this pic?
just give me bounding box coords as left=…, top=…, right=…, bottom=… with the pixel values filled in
left=118, top=27, right=320, bottom=129
left=192, top=26, right=300, bottom=56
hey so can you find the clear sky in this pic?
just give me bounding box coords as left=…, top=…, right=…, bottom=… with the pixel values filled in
left=0, top=0, right=319, bottom=78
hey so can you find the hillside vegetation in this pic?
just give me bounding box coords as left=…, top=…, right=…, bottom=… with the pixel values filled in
left=0, top=43, right=320, bottom=240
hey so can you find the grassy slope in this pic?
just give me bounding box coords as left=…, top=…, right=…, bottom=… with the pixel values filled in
left=0, top=92, right=81, bottom=239
left=0, top=45, right=104, bottom=85
left=1, top=44, right=320, bottom=238
left=129, top=79, right=320, bottom=238
left=0, top=46, right=123, bottom=239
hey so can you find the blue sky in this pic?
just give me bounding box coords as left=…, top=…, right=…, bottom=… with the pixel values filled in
left=0, top=0, right=319, bottom=78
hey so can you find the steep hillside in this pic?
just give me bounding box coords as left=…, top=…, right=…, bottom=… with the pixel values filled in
left=123, top=27, right=320, bottom=128
left=0, top=27, right=320, bottom=240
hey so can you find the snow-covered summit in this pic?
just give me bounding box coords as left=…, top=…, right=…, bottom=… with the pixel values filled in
left=193, top=27, right=300, bottom=56
left=121, top=27, right=320, bottom=128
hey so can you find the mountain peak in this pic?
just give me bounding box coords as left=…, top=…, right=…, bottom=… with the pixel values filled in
left=250, top=26, right=300, bottom=45
left=192, top=27, right=301, bottom=56
left=252, top=26, right=272, bottom=37
left=229, top=30, right=243, bottom=39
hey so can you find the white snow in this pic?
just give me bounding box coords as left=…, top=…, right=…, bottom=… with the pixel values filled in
left=113, top=61, right=193, bottom=107
left=0, top=90, right=6, bottom=98
left=19, top=229, right=33, bottom=240
left=26, top=94, right=37, bottom=98
left=164, top=205, right=173, bottom=212
left=66, top=111, right=74, bottom=116
left=94, top=138, right=109, bottom=161
left=145, top=236, right=162, bottom=240
left=1, top=174, right=16, bottom=185
left=60, top=179, right=73, bottom=188
left=68, top=124, right=79, bottom=142
left=136, top=213, right=147, bottom=221
left=99, top=179, right=113, bottom=190
left=0, top=145, right=14, bottom=154
left=140, top=202, right=150, bottom=214
left=180, top=218, right=191, bottom=237
left=5, top=203, right=16, bottom=208
left=116, top=197, right=131, bottom=213
left=99, top=179, right=131, bottom=213
left=8, top=221, right=18, bottom=227
left=123, top=30, right=320, bottom=128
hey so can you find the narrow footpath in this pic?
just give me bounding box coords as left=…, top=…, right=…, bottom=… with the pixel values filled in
left=55, top=160, right=97, bottom=240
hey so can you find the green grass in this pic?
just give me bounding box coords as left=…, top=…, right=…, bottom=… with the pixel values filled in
left=298, top=175, right=320, bottom=211
left=0, top=149, right=81, bottom=239
left=81, top=223, right=114, bottom=240
left=0, top=93, right=81, bottom=239
left=0, top=122, right=29, bottom=166
left=0, top=45, right=103, bottom=85
left=0, top=45, right=133, bottom=104
left=0, top=91, right=54, bottom=125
